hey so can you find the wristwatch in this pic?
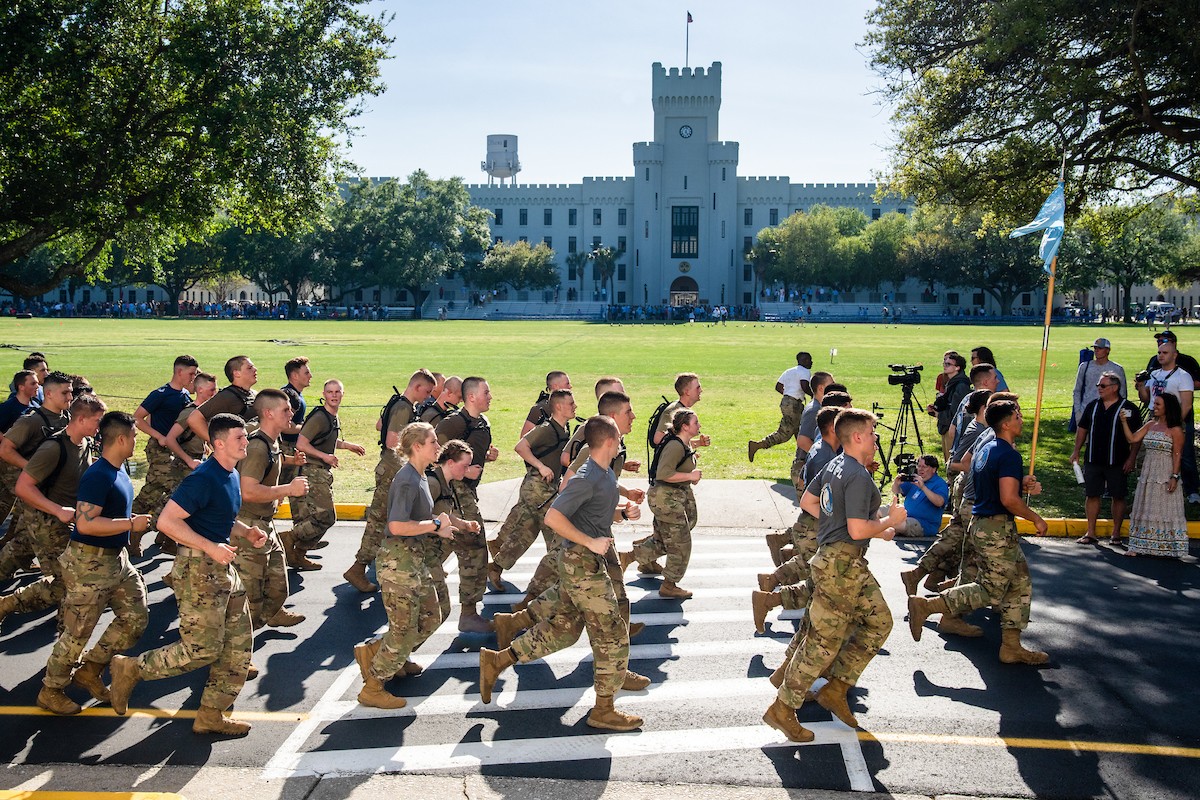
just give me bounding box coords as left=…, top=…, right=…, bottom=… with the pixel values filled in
left=432, top=518, right=442, bottom=531
left=1171, top=473, right=1181, bottom=480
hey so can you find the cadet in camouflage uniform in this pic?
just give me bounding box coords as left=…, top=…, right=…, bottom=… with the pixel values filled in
left=417, top=376, right=462, bottom=427
left=279, top=356, right=313, bottom=486
left=435, top=376, right=499, bottom=633
left=622, top=407, right=702, bottom=599
left=152, top=373, right=218, bottom=555
left=907, top=400, right=1052, bottom=665
left=345, top=369, right=435, bottom=593
left=109, top=413, right=265, bottom=737
left=352, top=423, right=457, bottom=710
left=763, top=408, right=900, bottom=743
left=0, top=370, right=40, bottom=529
left=0, top=394, right=105, bottom=631
left=186, top=356, right=258, bottom=446
left=753, top=406, right=842, bottom=633
left=748, top=352, right=813, bottom=462
left=519, top=370, right=572, bottom=438
left=426, top=440, right=480, bottom=622
left=480, top=415, right=648, bottom=731
left=284, top=380, right=365, bottom=565
left=0, top=371, right=73, bottom=582
left=130, top=355, right=198, bottom=554
left=487, top=388, right=576, bottom=591
left=783, top=372, right=835, bottom=495
left=36, top=412, right=151, bottom=715
left=233, top=389, right=309, bottom=678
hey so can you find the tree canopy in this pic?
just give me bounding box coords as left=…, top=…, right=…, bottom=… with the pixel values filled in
left=470, top=240, right=560, bottom=293
left=0, top=0, right=391, bottom=295
left=867, top=0, right=1200, bottom=218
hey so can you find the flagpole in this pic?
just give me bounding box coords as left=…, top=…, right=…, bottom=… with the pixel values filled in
left=685, top=17, right=690, bottom=67
left=1028, top=256, right=1057, bottom=476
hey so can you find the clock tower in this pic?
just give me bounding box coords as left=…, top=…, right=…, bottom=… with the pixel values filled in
left=633, top=62, right=739, bottom=306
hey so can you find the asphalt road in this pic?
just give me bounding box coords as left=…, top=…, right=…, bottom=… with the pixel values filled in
left=1, top=520, right=1198, bottom=799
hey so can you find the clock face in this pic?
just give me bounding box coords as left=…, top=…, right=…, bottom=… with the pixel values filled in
left=679, top=124, right=693, bottom=139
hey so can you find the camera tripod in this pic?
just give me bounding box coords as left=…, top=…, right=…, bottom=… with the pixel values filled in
left=874, top=380, right=926, bottom=485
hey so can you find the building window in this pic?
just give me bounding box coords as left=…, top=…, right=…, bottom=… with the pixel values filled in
left=519, top=236, right=528, bottom=242
left=899, top=207, right=908, bottom=215
left=373, top=289, right=381, bottom=301
left=593, top=208, right=602, bottom=226
left=494, top=235, right=503, bottom=244
left=1022, top=293, right=1032, bottom=306
left=544, top=208, right=552, bottom=225
left=743, top=236, right=753, bottom=254
left=354, top=289, right=363, bottom=301
left=671, top=205, right=699, bottom=258
left=618, top=291, right=626, bottom=303
left=617, top=264, right=626, bottom=280
left=568, top=236, right=577, bottom=254
left=494, top=208, right=503, bottom=225
left=519, top=208, right=528, bottom=226
left=645, top=167, right=650, bottom=181
left=721, top=220, right=725, bottom=238
left=872, top=208, right=881, bottom=220
left=618, top=208, right=627, bottom=226
left=569, top=264, right=577, bottom=281
left=683, top=176, right=688, bottom=190
left=744, top=208, right=753, bottom=227
left=722, top=167, right=726, bottom=181
left=645, top=221, right=649, bottom=238
left=569, top=208, right=577, bottom=226
left=592, top=236, right=601, bottom=249
left=543, top=236, right=552, bottom=248
left=617, top=236, right=627, bottom=253
left=743, top=264, right=752, bottom=281
left=947, top=292, right=960, bottom=305
left=769, top=208, right=779, bottom=226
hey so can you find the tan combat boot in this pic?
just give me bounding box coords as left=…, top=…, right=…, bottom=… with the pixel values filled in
left=246, top=662, right=260, bottom=680
left=639, top=560, right=664, bottom=575
left=486, top=537, right=500, bottom=559
left=621, top=671, right=651, bottom=691
left=758, top=572, right=779, bottom=592
left=343, top=561, right=378, bottom=593
left=486, top=562, right=505, bottom=593
left=659, top=581, right=692, bottom=599
left=193, top=705, right=252, bottom=736
left=999, top=629, right=1049, bottom=665
left=616, top=550, right=635, bottom=574
left=266, top=608, right=306, bottom=627
left=397, top=661, right=423, bottom=677
left=458, top=611, right=494, bottom=634
left=37, top=685, right=82, bottom=716
left=937, top=614, right=983, bottom=638
left=815, top=678, right=858, bottom=728
left=586, top=694, right=643, bottom=731
left=769, top=661, right=787, bottom=688
left=285, top=531, right=322, bottom=571
left=357, top=675, right=407, bottom=709
left=907, top=594, right=949, bottom=642
left=762, top=697, right=814, bottom=743
left=764, top=532, right=789, bottom=566
left=923, top=569, right=948, bottom=593
left=900, top=567, right=927, bottom=597
left=108, top=654, right=141, bottom=715
left=72, top=659, right=110, bottom=702
left=748, top=440, right=762, bottom=462
left=354, top=638, right=382, bottom=681
left=493, top=608, right=532, bottom=650
left=479, top=647, right=516, bottom=704
left=0, top=592, right=17, bottom=626
left=752, top=590, right=781, bottom=634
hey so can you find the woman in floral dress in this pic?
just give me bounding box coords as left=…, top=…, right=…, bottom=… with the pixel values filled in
left=1120, top=393, right=1188, bottom=558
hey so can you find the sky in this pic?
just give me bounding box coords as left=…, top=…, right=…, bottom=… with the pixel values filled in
left=345, top=1, right=897, bottom=185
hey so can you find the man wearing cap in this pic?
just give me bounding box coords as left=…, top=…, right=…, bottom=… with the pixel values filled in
left=1072, top=339, right=1127, bottom=425
left=1140, top=331, right=1200, bottom=502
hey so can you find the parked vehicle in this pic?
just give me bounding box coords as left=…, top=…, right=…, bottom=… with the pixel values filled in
left=1146, top=301, right=1183, bottom=322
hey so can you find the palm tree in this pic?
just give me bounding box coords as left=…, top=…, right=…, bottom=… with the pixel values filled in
left=589, top=244, right=625, bottom=304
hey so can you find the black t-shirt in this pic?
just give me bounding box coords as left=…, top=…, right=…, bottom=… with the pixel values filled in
left=1078, top=398, right=1140, bottom=466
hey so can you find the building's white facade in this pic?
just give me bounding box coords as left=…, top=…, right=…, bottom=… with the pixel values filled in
left=465, top=62, right=909, bottom=307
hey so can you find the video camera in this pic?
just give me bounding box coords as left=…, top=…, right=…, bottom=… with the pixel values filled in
left=894, top=452, right=918, bottom=482
left=887, top=363, right=923, bottom=387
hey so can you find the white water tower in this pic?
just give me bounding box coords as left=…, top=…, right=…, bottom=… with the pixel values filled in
left=481, top=134, right=521, bottom=185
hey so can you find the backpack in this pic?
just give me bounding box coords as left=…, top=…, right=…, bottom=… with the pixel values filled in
left=247, top=431, right=278, bottom=482
left=302, top=405, right=338, bottom=449
left=17, top=407, right=63, bottom=459
left=647, top=432, right=694, bottom=488
left=33, top=430, right=72, bottom=494
left=426, top=466, right=461, bottom=513
left=529, top=390, right=551, bottom=427
left=645, top=395, right=671, bottom=460
left=377, top=386, right=407, bottom=449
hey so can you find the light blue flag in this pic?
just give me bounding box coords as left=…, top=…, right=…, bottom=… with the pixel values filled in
left=1009, top=182, right=1064, bottom=274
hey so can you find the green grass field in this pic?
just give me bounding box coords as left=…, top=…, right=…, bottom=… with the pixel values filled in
left=0, top=316, right=1179, bottom=519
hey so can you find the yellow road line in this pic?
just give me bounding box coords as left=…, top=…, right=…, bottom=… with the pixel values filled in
left=0, top=794, right=182, bottom=799
left=0, top=705, right=305, bottom=722
left=860, top=731, right=1200, bottom=759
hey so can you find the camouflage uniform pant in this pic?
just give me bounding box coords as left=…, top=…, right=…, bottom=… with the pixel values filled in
left=754, top=395, right=804, bottom=449
left=779, top=541, right=892, bottom=708
left=526, top=540, right=630, bottom=625
left=43, top=542, right=149, bottom=690
left=632, top=484, right=696, bottom=583
left=137, top=547, right=252, bottom=712
left=8, top=507, right=72, bottom=617
left=524, top=539, right=561, bottom=602
left=943, top=515, right=1031, bottom=630
left=423, top=535, right=455, bottom=621
left=0, top=463, right=20, bottom=529
left=369, top=536, right=442, bottom=681
left=451, top=480, right=487, bottom=606
left=279, top=440, right=299, bottom=486
left=356, top=450, right=405, bottom=565
left=511, top=543, right=629, bottom=697
left=290, top=465, right=336, bottom=549
left=0, top=501, right=35, bottom=582
left=790, top=447, right=807, bottom=496
left=918, top=474, right=969, bottom=575
left=132, top=439, right=180, bottom=525
left=775, top=512, right=818, bottom=610
left=232, top=515, right=288, bottom=630
left=492, top=476, right=556, bottom=571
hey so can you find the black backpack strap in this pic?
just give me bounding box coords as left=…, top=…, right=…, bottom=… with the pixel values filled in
left=17, top=407, right=56, bottom=458
left=304, top=406, right=338, bottom=448
left=248, top=431, right=277, bottom=482
left=645, top=395, right=671, bottom=460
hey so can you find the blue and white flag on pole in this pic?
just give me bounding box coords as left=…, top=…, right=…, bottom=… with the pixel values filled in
left=1009, top=181, right=1064, bottom=274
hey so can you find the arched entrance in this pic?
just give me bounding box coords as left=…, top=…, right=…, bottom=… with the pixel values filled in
left=670, top=276, right=699, bottom=307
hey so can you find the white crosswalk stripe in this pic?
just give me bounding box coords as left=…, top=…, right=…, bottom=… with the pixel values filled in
left=263, top=534, right=871, bottom=790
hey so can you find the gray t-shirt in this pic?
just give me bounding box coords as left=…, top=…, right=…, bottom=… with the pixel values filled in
left=805, top=453, right=880, bottom=549
left=961, top=426, right=997, bottom=503
left=550, top=457, right=619, bottom=540
left=952, top=418, right=986, bottom=467
left=387, top=462, right=434, bottom=531
left=802, top=438, right=837, bottom=486
left=797, top=398, right=820, bottom=442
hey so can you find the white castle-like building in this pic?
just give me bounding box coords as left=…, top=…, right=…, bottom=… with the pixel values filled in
left=463, top=62, right=909, bottom=308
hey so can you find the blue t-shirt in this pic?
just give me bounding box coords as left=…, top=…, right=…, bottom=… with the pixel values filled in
left=0, top=396, right=31, bottom=434
left=898, top=473, right=950, bottom=535
left=140, top=383, right=192, bottom=436
left=281, top=385, right=306, bottom=445
left=169, top=457, right=241, bottom=544
left=72, top=458, right=134, bottom=549
left=971, top=437, right=1023, bottom=517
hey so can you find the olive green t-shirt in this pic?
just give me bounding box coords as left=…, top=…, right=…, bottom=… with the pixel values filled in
left=435, top=410, right=491, bottom=490
left=24, top=435, right=93, bottom=506
left=200, top=385, right=256, bottom=422
left=384, top=395, right=417, bottom=437
left=654, top=437, right=696, bottom=484
left=569, top=434, right=628, bottom=476
left=6, top=408, right=69, bottom=458
left=173, top=403, right=205, bottom=460
left=300, top=408, right=340, bottom=457
left=655, top=400, right=685, bottom=438
left=522, top=419, right=570, bottom=479
left=239, top=432, right=280, bottom=517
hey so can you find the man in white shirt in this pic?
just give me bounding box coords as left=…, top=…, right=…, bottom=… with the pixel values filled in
left=1138, top=338, right=1197, bottom=501
left=749, top=352, right=813, bottom=462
